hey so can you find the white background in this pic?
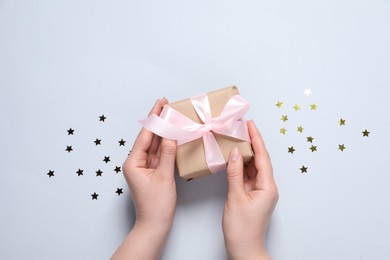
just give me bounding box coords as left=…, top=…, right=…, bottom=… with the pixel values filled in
left=1, top=0, right=390, bottom=259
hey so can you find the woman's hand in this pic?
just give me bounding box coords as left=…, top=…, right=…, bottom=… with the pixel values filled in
left=111, top=98, right=177, bottom=260
left=222, top=120, right=279, bottom=260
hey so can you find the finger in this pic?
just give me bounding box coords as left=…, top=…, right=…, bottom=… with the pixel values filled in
left=247, top=120, right=275, bottom=189
left=156, top=138, right=177, bottom=179
left=226, top=147, right=245, bottom=196
left=132, top=99, right=165, bottom=154
left=149, top=134, right=162, bottom=155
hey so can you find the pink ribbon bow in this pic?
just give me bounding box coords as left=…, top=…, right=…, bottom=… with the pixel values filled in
left=139, top=93, right=250, bottom=174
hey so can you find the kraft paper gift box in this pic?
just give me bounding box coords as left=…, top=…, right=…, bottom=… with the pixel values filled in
left=142, top=86, right=253, bottom=181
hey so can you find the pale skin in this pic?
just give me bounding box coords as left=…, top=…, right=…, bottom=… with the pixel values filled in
left=111, top=98, right=278, bottom=260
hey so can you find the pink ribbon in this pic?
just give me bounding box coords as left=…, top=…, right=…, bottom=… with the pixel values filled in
left=139, top=94, right=250, bottom=174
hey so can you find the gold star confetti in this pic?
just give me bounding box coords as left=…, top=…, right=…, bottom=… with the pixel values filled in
left=310, top=145, right=317, bottom=152
left=362, top=129, right=370, bottom=137
left=297, top=125, right=304, bottom=133
left=338, top=144, right=346, bottom=152
left=304, top=88, right=312, bottom=96
left=276, top=101, right=283, bottom=109
left=310, top=104, right=318, bottom=110
left=280, top=127, right=287, bottom=135
left=281, top=115, right=288, bottom=122
left=293, top=104, right=301, bottom=111
left=307, top=136, right=314, bottom=143
left=339, top=118, right=346, bottom=126
left=300, top=165, right=308, bottom=173
left=288, top=146, right=295, bottom=154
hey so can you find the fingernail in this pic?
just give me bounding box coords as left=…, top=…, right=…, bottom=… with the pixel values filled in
left=230, top=147, right=240, bottom=161
left=161, top=97, right=168, bottom=103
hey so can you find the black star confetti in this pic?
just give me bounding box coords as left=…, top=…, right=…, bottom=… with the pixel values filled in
left=288, top=146, right=295, bottom=154
left=47, top=170, right=55, bottom=178
left=99, top=114, right=106, bottom=122
left=103, top=156, right=111, bottom=164
left=306, top=136, right=314, bottom=143
left=362, top=129, right=370, bottom=137
left=114, top=166, right=121, bottom=173
left=76, top=169, right=84, bottom=176
left=91, top=192, right=99, bottom=200
left=65, top=145, right=73, bottom=153
left=94, top=138, right=102, bottom=146
left=96, top=169, right=103, bottom=177
left=116, top=188, right=123, bottom=196
left=338, top=144, right=346, bottom=152
left=67, top=128, right=74, bottom=135
left=118, top=139, right=126, bottom=146
left=310, top=145, right=317, bottom=152
left=300, top=165, right=308, bottom=173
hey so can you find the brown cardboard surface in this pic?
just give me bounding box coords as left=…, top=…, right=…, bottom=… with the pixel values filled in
left=167, top=86, right=253, bottom=180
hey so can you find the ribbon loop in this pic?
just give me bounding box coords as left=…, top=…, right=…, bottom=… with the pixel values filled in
left=139, top=93, right=250, bottom=174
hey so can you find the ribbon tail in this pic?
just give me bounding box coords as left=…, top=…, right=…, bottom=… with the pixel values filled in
left=203, top=132, right=227, bottom=174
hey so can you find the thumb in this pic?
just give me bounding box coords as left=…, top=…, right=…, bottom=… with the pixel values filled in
left=226, top=147, right=245, bottom=196
left=157, top=138, right=177, bottom=178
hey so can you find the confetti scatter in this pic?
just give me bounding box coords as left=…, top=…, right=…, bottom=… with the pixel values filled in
left=310, top=145, right=317, bottom=152
left=293, top=104, right=301, bottom=111
left=77, top=169, right=84, bottom=176
left=96, top=169, right=103, bottom=177
left=338, top=144, right=346, bottom=152
left=47, top=170, right=55, bottom=178
left=307, top=136, right=314, bottom=143
left=297, top=125, right=304, bottom=133
left=116, top=188, right=123, bottom=196
left=339, top=118, right=346, bottom=126
left=67, top=128, right=74, bottom=135
left=91, top=192, right=99, bottom=200
left=300, top=165, right=308, bottom=174
left=65, top=145, right=73, bottom=153
left=94, top=138, right=102, bottom=146
left=99, top=114, right=106, bottom=122
left=103, top=156, right=111, bottom=164
left=362, top=129, right=370, bottom=137
left=114, top=166, right=121, bottom=174
left=280, top=127, right=287, bottom=135
left=281, top=115, right=288, bottom=122
left=118, top=139, right=126, bottom=146
left=304, top=88, right=312, bottom=96
left=288, top=146, right=295, bottom=154
left=276, top=101, right=283, bottom=109
left=310, top=104, right=318, bottom=111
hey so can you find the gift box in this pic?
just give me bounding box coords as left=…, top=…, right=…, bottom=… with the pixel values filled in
left=141, top=86, right=253, bottom=180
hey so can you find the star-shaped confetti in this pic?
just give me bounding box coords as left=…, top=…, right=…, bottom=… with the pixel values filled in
left=280, top=127, right=287, bottom=135
left=276, top=101, right=283, bottom=109
left=116, top=188, right=123, bottom=196
left=307, top=136, right=314, bottom=143
left=338, top=144, right=346, bottom=152
left=339, top=118, right=346, bottom=126
left=293, top=104, right=301, bottom=111
left=99, top=114, right=106, bottom=122
left=114, top=166, right=121, bottom=173
left=310, top=145, right=317, bottom=152
left=67, top=128, right=74, bottom=135
left=96, top=169, right=103, bottom=177
left=65, top=145, right=73, bottom=153
left=304, top=88, right=312, bottom=96
left=297, top=125, right=304, bottom=133
left=94, top=138, right=101, bottom=146
left=281, top=115, right=288, bottom=122
left=362, top=129, right=370, bottom=137
left=103, top=156, right=111, bottom=164
left=288, top=146, right=295, bottom=154
left=310, top=104, right=318, bottom=111
left=47, top=170, right=55, bottom=178
left=76, top=169, right=84, bottom=176
left=118, top=139, right=126, bottom=146
left=300, top=165, right=308, bottom=173
left=91, top=192, right=99, bottom=200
